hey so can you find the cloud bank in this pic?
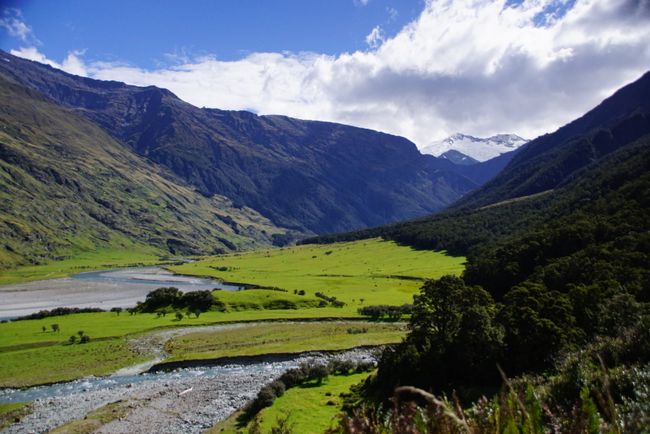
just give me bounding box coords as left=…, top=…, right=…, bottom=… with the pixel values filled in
left=10, top=0, right=650, bottom=147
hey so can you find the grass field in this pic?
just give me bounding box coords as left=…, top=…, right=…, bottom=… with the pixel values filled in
left=0, top=239, right=463, bottom=387
left=165, top=322, right=405, bottom=362
left=171, top=238, right=465, bottom=311
left=0, top=246, right=163, bottom=285
left=0, top=338, right=148, bottom=387
left=211, top=372, right=370, bottom=434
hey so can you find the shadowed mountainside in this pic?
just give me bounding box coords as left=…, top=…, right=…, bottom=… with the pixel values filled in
left=0, top=72, right=285, bottom=268
left=0, top=51, right=507, bottom=235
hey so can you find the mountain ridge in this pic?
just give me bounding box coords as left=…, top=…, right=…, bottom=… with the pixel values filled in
left=0, top=50, right=509, bottom=236
left=421, top=132, right=527, bottom=162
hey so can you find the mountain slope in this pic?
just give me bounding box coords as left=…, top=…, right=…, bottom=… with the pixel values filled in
left=0, top=51, right=495, bottom=235
left=454, top=71, right=650, bottom=209
left=304, top=71, right=650, bottom=258
left=0, top=73, right=284, bottom=268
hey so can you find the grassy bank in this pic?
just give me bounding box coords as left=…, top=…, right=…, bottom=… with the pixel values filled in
left=211, top=372, right=371, bottom=434
left=0, top=246, right=163, bottom=285
left=0, top=402, right=31, bottom=430
left=164, top=322, right=405, bottom=362
left=0, top=338, right=148, bottom=388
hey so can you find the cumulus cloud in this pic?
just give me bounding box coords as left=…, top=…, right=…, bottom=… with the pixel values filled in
left=0, top=8, right=38, bottom=44
left=10, top=0, right=650, bottom=147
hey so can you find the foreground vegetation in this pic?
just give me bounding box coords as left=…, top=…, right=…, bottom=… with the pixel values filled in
left=307, top=135, right=650, bottom=431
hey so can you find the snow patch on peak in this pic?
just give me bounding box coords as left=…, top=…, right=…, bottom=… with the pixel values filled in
left=420, top=133, right=528, bottom=162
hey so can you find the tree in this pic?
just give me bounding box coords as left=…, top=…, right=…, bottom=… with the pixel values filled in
left=80, top=335, right=90, bottom=343
left=175, top=312, right=184, bottom=321
left=69, top=335, right=77, bottom=344
left=42, top=326, right=46, bottom=333
left=181, top=290, right=213, bottom=315
left=498, top=281, right=580, bottom=374
left=375, top=275, right=503, bottom=398
left=140, top=287, right=183, bottom=312
left=51, top=323, right=60, bottom=333
left=77, top=330, right=85, bottom=338
left=110, top=307, right=123, bottom=316
left=308, top=364, right=329, bottom=385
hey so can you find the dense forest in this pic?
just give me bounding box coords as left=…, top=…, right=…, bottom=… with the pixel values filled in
left=309, top=83, right=650, bottom=430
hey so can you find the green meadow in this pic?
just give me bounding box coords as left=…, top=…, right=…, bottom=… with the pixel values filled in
left=164, top=322, right=406, bottom=362
left=0, top=239, right=464, bottom=387
left=171, top=238, right=465, bottom=310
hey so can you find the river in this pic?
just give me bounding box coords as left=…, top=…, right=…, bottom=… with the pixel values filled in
left=0, top=348, right=375, bottom=434
left=0, top=267, right=239, bottom=320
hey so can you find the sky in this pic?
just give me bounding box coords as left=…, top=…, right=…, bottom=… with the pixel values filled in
left=1, top=0, right=649, bottom=147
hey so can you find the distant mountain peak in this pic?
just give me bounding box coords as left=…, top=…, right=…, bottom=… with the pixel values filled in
left=421, top=133, right=528, bottom=162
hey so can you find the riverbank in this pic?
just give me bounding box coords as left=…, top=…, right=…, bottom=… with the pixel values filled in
left=1, top=348, right=375, bottom=434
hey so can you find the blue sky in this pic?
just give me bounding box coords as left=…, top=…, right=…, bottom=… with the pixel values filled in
left=0, top=0, right=423, bottom=67
left=0, top=0, right=648, bottom=148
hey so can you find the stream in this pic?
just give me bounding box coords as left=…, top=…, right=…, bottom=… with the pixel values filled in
left=0, top=348, right=375, bottom=434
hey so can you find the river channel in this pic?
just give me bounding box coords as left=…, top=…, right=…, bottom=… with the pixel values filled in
left=0, top=266, right=239, bottom=320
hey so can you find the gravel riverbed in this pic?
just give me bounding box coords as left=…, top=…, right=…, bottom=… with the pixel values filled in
left=1, top=348, right=375, bottom=434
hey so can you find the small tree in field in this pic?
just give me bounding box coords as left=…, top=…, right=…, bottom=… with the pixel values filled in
left=175, top=312, right=184, bottom=321
left=51, top=323, right=60, bottom=333
left=42, top=326, right=46, bottom=333
left=69, top=335, right=77, bottom=344
left=80, top=335, right=90, bottom=344
left=111, top=307, right=123, bottom=316
left=77, top=330, right=85, bottom=338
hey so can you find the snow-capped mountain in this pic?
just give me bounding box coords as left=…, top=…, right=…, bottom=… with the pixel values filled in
left=420, top=133, right=528, bottom=162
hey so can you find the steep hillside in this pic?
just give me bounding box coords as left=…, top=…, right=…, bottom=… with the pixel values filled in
left=454, top=71, right=650, bottom=209
left=0, top=51, right=499, bottom=235
left=0, top=73, right=284, bottom=268
left=306, top=71, right=650, bottom=254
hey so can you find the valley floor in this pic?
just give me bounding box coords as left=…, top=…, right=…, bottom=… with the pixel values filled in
left=0, top=239, right=463, bottom=432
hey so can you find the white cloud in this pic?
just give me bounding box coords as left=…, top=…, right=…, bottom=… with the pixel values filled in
left=354, top=0, right=371, bottom=6
left=0, top=8, right=38, bottom=44
left=11, top=47, right=88, bottom=76
left=9, top=0, right=650, bottom=147
left=365, top=26, right=385, bottom=48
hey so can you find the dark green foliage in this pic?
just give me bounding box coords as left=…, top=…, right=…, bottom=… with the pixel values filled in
left=357, top=304, right=413, bottom=320
left=137, top=288, right=215, bottom=314
left=15, top=307, right=105, bottom=321
left=315, top=292, right=346, bottom=307
left=374, top=276, right=503, bottom=400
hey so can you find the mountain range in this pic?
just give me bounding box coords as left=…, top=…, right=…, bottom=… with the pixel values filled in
left=306, top=69, right=650, bottom=253
left=420, top=133, right=528, bottom=162
left=0, top=50, right=512, bottom=267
